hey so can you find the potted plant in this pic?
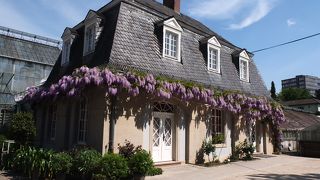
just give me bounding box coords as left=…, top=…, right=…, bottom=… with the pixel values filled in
left=128, top=150, right=153, bottom=180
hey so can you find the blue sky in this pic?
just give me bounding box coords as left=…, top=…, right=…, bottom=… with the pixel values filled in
left=1, top=0, right=319, bottom=93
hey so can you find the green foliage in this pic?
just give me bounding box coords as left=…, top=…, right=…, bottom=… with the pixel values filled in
left=202, top=139, right=216, bottom=162
left=128, top=150, right=154, bottom=176
left=234, top=139, right=255, bottom=160
left=118, top=140, right=142, bottom=159
left=9, top=112, right=36, bottom=145
left=51, top=152, right=73, bottom=176
left=72, top=149, right=101, bottom=177
left=270, top=81, right=277, bottom=100
left=99, top=153, right=129, bottom=180
left=13, top=146, right=55, bottom=178
left=147, top=167, right=163, bottom=176
left=279, top=88, right=312, bottom=101
left=212, top=134, right=224, bottom=144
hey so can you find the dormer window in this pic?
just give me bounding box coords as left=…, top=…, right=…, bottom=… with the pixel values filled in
left=206, top=36, right=221, bottom=73
left=84, top=24, right=95, bottom=54
left=62, top=40, right=71, bottom=65
left=83, top=10, right=103, bottom=56
left=61, top=27, right=77, bottom=66
left=239, top=50, right=250, bottom=82
left=162, top=18, right=182, bottom=62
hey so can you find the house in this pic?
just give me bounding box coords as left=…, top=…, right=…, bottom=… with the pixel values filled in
left=282, top=75, right=320, bottom=96
left=283, top=98, right=320, bottom=115
left=0, top=26, right=60, bottom=127
left=280, top=107, right=320, bottom=152
left=26, top=0, right=285, bottom=164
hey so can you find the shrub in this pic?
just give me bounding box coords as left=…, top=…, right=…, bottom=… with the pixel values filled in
left=118, top=140, right=142, bottom=159
left=235, top=139, right=255, bottom=160
left=72, top=149, right=101, bottom=177
left=51, top=152, right=73, bottom=176
left=9, top=112, right=36, bottom=145
left=99, top=153, right=129, bottom=180
left=13, top=146, right=55, bottom=178
left=147, top=167, right=163, bottom=176
left=202, top=140, right=216, bottom=162
left=212, top=134, right=224, bottom=144
left=128, top=150, right=153, bottom=176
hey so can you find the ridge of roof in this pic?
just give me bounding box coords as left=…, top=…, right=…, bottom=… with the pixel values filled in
left=283, top=98, right=320, bottom=106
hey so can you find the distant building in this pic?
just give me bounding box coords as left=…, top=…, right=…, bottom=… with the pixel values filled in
left=283, top=98, right=320, bottom=114
left=280, top=107, right=320, bottom=152
left=281, top=75, right=320, bottom=96
left=0, top=26, right=60, bottom=126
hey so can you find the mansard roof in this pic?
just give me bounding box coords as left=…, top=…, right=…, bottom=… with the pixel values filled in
left=45, top=0, right=269, bottom=97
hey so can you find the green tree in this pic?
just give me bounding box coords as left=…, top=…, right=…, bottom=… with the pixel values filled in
left=270, top=81, right=277, bottom=100
left=9, top=112, right=36, bottom=145
left=279, top=88, right=312, bottom=101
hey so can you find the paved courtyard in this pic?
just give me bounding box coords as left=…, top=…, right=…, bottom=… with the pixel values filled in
left=147, top=155, right=320, bottom=180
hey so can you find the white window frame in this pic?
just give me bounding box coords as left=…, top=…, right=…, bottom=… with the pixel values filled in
left=78, top=98, right=88, bottom=144
left=50, top=104, right=57, bottom=141
left=211, top=109, right=224, bottom=137
left=83, top=22, right=96, bottom=56
left=239, top=50, right=250, bottom=82
left=207, top=45, right=220, bottom=73
left=61, top=39, right=72, bottom=66
left=162, top=18, right=182, bottom=62
left=239, top=57, right=249, bottom=82
left=207, top=36, right=221, bottom=73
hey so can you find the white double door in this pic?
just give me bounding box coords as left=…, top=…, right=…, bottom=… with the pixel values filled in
left=152, top=112, right=173, bottom=162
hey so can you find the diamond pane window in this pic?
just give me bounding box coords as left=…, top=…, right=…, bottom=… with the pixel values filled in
left=164, top=118, right=172, bottom=146
left=153, top=118, right=161, bottom=147
left=153, top=102, right=174, bottom=113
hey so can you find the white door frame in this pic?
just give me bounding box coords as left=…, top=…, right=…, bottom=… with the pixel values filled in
left=152, top=112, right=174, bottom=162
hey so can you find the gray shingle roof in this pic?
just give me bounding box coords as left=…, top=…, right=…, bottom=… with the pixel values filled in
left=0, top=34, right=60, bottom=65
left=108, top=1, right=269, bottom=96
left=281, top=107, right=320, bottom=130
left=283, top=98, right=320, bottom=106
left=46, top=0, right=269, bottom=97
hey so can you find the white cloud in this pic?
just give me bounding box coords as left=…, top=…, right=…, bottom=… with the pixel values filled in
left=188, top=0, right=277, bottom=30
left=287, top=19, right=296, bottom=27
left=228, top=0, right=275, bottom=30
left=188, top=0, right=247, bottom=20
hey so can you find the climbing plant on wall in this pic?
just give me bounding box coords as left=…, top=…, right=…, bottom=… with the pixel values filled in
left=24, top=66, right=286, bottom=150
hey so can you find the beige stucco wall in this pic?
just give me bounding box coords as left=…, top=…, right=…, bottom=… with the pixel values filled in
left=103, top=92, right=150, bottom=154
left=37, top=87, right=106, bottom=152
left=187, top=106, right=233, bottom=164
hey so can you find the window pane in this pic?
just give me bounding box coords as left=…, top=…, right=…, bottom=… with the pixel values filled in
left=209, top=48, right=217, bottom=70
left=164, top=31, right=178, bottom=58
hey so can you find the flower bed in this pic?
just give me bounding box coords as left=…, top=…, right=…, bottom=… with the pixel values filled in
left=2, top=141, right=162, bottom=180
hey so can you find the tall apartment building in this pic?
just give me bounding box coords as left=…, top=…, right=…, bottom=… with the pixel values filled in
left=282, top=75, right=320, bottom=96
left=0, top=26, right=60, bottom=126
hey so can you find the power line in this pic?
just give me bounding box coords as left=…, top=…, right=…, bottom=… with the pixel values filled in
left=252, top=32, right=320, bottom=53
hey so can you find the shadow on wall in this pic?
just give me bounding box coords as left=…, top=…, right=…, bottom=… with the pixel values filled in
left=246, top=173, right=320, bottom=180
left=112, top=91, right=211, bottom=131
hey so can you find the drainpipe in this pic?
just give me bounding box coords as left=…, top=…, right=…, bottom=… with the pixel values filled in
left=108, top=95, right=117, bottom=153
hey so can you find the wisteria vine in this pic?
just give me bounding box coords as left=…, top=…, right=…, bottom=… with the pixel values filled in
left=25, top=66, right=285, bottom=151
